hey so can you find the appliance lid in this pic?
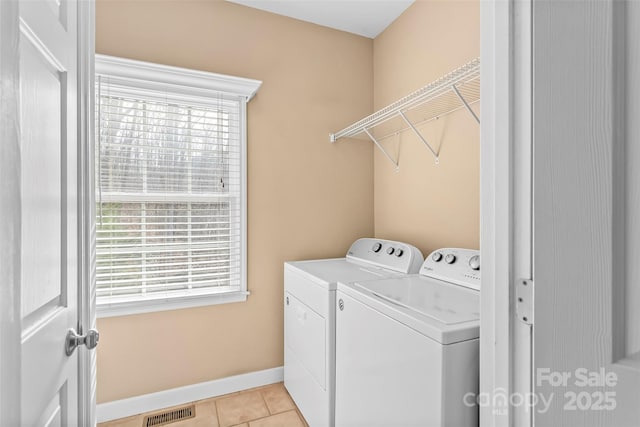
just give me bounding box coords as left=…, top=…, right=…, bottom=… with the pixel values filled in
left=339, top=275, right=480, bottom=344
left=359, top=276, right=479, bottom=325
left=285, top=258, right=405, bottom=289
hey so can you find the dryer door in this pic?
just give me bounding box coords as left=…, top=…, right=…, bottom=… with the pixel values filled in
left=285, top=292, right=326, bottom=388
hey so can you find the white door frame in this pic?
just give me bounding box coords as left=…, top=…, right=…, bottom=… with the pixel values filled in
left=480, top=0, right=533, bottom=426
left=78, top=1, right=97, bottom=425
left=0, top=1, right=96, bottom=425
left=0, top=0, right=22, bottom=425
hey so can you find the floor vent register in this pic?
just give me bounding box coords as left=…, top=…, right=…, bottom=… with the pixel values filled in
left=143, top=405, right=195, bottom=427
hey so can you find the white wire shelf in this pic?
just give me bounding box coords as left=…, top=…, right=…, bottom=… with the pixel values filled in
left=330, top=58, right=480, bottom=167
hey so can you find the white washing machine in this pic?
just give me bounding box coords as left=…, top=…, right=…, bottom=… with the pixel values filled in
left=335, top=248, right=481, bottom=427
left=284, top=238, right=424, bottom=427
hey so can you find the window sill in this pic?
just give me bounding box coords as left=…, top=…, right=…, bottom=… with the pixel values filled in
left=96, top=290, right=249, bottom=318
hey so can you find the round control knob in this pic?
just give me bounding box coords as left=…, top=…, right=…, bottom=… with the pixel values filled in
left=445, top=254, right=456, bottom=264
left=469, top=255, right=480, bottom=270
left=386, top=247, right=395, bottom=255
left=432, top=252, right=443, bottom=262
left=372, top=242, right=382, bottom=253
left=395, top=249, right=404, bottom=257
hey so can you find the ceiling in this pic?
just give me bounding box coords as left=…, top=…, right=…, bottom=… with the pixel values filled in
left=225, top=0, right=415, bottom=39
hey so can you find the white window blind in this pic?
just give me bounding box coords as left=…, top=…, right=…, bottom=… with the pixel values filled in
left=94, top=55, right=261, bottom=315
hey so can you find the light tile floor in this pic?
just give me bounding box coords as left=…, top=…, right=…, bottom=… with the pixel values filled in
left=98, top=383, right=308, bottom=427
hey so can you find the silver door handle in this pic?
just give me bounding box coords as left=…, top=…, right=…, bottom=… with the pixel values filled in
left=65, top=328, right=99, bottom=356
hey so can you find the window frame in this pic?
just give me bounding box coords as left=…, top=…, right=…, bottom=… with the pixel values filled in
left=94, top=54, right=261, bottom=318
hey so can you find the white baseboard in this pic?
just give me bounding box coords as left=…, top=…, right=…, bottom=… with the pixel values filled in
left=96, top=366, right=284, bottom=423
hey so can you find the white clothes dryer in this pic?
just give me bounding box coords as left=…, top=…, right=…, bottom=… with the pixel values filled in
left=284, top=238, right=424, bottom=427
left=335, top=248, right=481, bottom=427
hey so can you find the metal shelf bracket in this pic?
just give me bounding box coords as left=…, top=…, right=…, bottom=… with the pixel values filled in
left=363, top=128, right=399, bottom=170
left=452, top=83, right=480, bottom=124
left=398, top=110, right=439, bottom=164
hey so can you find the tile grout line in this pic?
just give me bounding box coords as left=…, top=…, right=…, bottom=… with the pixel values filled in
left=258, top=387, right=273, bottom=417
left=219, top=388, right=275, bottom=427
left=240, top=409, right=301, bottom=427
left=213, top=398, right=222, bottom=427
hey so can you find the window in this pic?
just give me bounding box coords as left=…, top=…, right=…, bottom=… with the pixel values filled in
left=95, top=55, right=261, bottom=317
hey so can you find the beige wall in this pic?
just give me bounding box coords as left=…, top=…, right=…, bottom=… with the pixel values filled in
left=373, top=1, right=480, bottom=256
left=96, top=0, right=481, bottom=404
left=95, top=0, right=374, bottom=403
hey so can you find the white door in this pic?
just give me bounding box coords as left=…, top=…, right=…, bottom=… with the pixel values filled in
left=532, top=0, right=640, bottom=426
left=17, top=0, right=95, bottom=425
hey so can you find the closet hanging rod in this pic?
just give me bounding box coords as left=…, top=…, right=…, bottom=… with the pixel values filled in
left=329, top=58, right=480, bottom=143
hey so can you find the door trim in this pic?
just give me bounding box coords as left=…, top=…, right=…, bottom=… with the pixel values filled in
left=479, top=1, right=513, bottom=423
left=480, top=0, right=533, bottom=426
left=77, top=0, right=96, bottom=425
left=0, top=0, right=22, bottom=425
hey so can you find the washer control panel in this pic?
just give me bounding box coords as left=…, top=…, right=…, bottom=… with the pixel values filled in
left=346, top=238, right=424, bottom=274
left=422, top=248, right=480, bottom=290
